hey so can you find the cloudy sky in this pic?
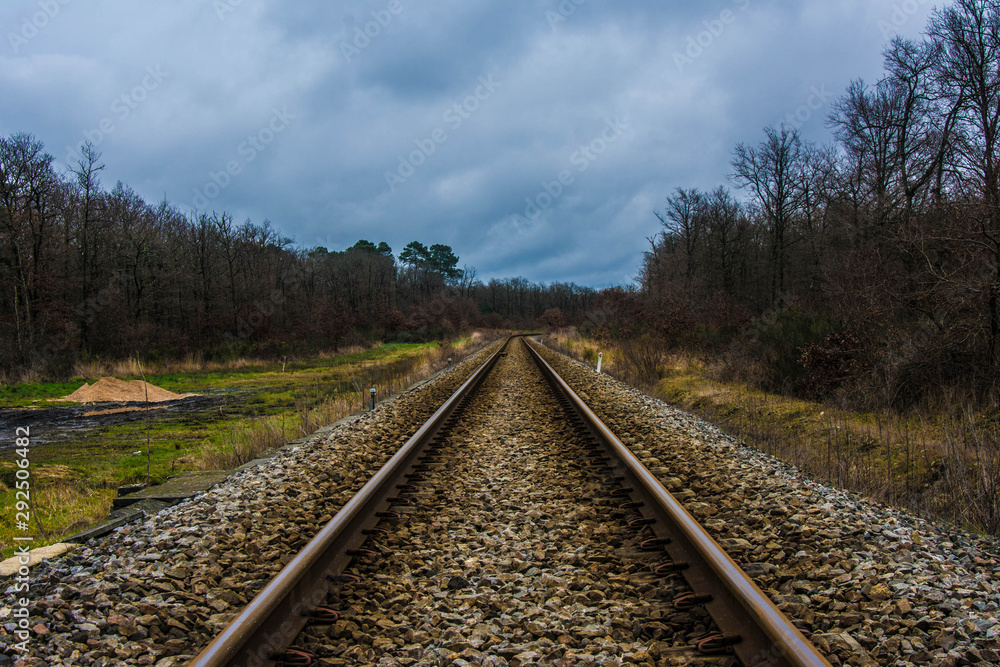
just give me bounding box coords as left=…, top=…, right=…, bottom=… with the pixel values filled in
left=1, top=0, right=936, bottom=286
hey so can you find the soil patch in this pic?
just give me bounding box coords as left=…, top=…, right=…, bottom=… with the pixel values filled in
left=82, top=406, right=168, bottom=417
left=56, top=377, right=197, bottom=404
left=0, top=394, right=224, bottom=449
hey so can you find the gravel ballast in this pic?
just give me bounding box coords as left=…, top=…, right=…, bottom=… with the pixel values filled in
left=292, top=338, right=728, bottom=666
left=1, top=341, right=504, bottom=666
left=530, top=338, right=1000, bottom=667
left=3, top=336, right=999, bottom=666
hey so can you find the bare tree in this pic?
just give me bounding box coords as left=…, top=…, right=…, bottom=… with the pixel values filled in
left=884, top=37, right=959, bottom=219
left=458, top=264, right=477, bottom=299
left=654, top=187, right=704, bottom=298
left=731, top=126, right=806, bottom=305
left=702, top=186, right=744, bottom=297
left=927, top=0, right=1000, bottom=372
left=69, top=142, right=105, bottom=345
left=0, top=133, right=59, bottom=362
left=829, top=78, right=905, bottom=227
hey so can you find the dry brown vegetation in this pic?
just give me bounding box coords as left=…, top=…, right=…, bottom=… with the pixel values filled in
left=545, top=2, right=1000, bottom=537
left=546, top=329, right=1000, bottom=536
left=195, top=334, right=490, bottom=471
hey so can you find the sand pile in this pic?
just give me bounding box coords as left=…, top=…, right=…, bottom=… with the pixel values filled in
left=57, top=377, right=196, bottom=404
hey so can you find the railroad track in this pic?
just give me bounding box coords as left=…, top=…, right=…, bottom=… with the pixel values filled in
left=190, top=336, right=831, bottom=667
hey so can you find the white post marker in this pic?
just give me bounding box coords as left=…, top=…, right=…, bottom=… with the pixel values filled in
left=370, top=387, right=376, bottom=411
left=596, top=352, right=603, bottom=374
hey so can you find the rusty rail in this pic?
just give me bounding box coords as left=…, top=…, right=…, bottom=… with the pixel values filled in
left=190, top=333, right=830, bottom=667
left=523, top=337, right=831, bottom=667
left=189, top=336, right=515, bottom=667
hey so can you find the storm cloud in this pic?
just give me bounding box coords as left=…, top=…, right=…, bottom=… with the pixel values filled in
left=0, top=0, right=936, bottom=285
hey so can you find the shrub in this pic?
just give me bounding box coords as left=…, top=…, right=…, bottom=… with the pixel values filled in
left=799, top=331, right=864, bottom=398
left=615, top=336, right=666, bottom=390
left=726, top=308, right=835, bottom=393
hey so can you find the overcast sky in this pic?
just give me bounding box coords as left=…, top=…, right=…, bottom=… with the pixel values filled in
left=0, top=0, right=937, bottom=287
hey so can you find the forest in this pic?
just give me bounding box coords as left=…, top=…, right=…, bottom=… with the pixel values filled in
left=0, top=137, right=595, bottom=379
left=7, top=0, right=1000, bottom=423
left=627, top=0, right=1000, bottom=414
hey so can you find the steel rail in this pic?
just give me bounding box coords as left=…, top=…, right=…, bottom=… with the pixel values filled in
left=523, top=337, right=832, bottom=667
left=189, top=336, right=515, bottom=667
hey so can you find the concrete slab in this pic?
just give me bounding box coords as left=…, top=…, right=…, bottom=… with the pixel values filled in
left=111, top=471, right=231, bottom=508
left=0, top=542, right=78, bottom=576
left=66, top=499, right=176, bottom=543
left=66, top=511, right=141, bottom=543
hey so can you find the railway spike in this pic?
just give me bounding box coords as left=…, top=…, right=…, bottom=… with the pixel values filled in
left=639, top=537, right=670, bottom=551
left=270, top=647, right=315, bottom=665
left=302, top=606, right=340, bottom=625
left=627, top=517, right=656, bottom=527
left=346, top=548, right=379, bottom=557
left=696, top=633, right=742, bottom=655
left=673, top=592, right=713, bottom=611
left=653, top=560, right=689, bottom=575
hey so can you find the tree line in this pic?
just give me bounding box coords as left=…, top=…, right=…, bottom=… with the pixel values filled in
left=636, top=0, right=1000, bottom=410
left=0, top=136, right=595, bottom=378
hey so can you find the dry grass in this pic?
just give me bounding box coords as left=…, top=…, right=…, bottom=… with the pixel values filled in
left=69, top=337, right=487, bottom=380
left=0, top=474, right=115, bottom=550
left=296, top=394, right=360, bottom=438
left=32, top=483, right=116, bottom=541
left=702, top=391, right=1000, bottom=535
left=194, top=334, right=494, bottom=471
left=545, top=330, right=1000, bottom=537
left=12, top=366, right=44, bottom=385
left=196, top=416, right=292, bottom=470
left=318, top=344, right=367, bottom=357
left=72, top=354, right=258, bottom=379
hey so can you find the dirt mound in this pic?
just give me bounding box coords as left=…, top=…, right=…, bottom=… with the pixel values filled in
left=57, top=377, right=196, bottom=404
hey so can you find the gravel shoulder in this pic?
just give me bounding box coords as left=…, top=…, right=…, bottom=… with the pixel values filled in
left=530, top=338, right=1000, bottom=667
left=1, top=341, right=503, bottom=667
left=5, top=337, right=1000, bottom=667
left=294, top=338, right=726, bottom=666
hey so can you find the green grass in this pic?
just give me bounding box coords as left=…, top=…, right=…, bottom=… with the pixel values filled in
left=0, top=380, right=91, bottom=407
left=0, top=339, right=476, bottom=558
